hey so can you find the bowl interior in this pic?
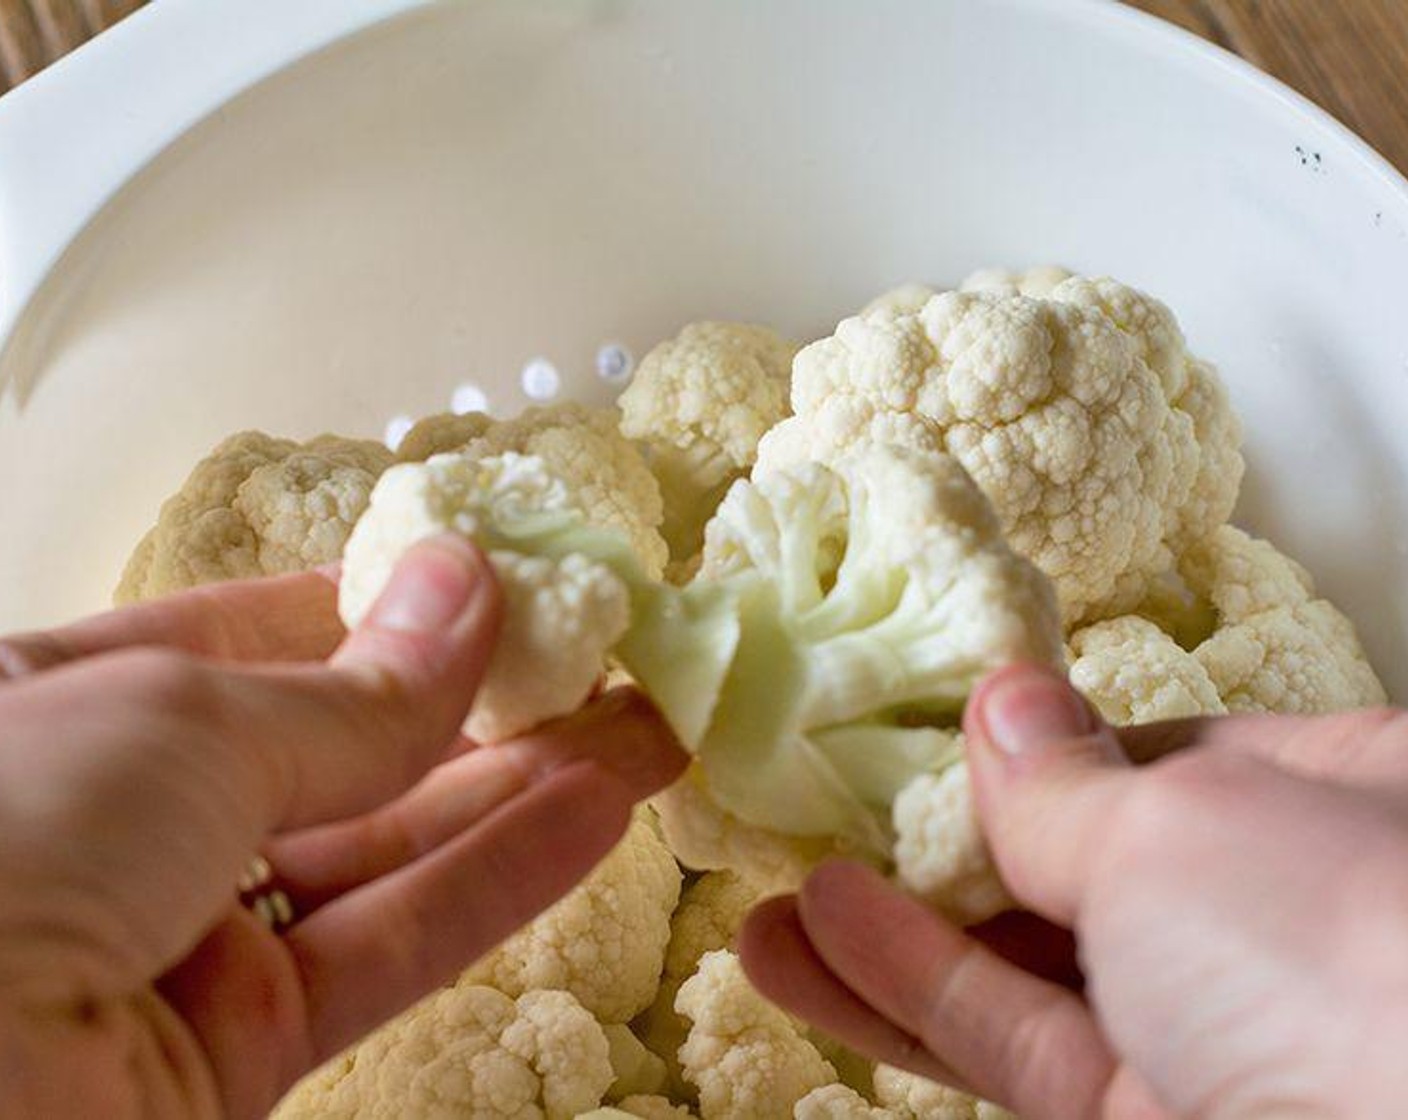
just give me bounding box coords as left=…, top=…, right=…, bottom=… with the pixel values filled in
left=3, top=0, right=1407, bottom=696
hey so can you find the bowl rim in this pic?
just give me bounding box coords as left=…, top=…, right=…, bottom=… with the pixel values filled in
left=1, top=0, right=1406, bottom=391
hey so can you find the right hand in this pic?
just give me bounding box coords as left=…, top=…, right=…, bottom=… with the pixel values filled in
left=741, top=664, right=1408, bottom=1118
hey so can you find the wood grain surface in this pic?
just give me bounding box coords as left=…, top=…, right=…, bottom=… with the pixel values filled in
left=1, top=0, right=1406, bottom=175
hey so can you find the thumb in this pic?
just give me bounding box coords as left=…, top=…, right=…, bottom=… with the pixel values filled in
left=963, top=663, right=1133, bottom=927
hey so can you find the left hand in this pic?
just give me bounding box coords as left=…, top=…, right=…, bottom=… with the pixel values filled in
left=0, top=538, right=685, bottom=1119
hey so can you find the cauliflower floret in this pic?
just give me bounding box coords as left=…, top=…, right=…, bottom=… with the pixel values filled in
left=676, top=951, right=837, bottom=1120
left=272, top=984, right=612, bottom=1120
left=602, top=1024, right=669, bottom=1101
left=859, top=284, right=940, bottom=320
left=618, top=322, right=796, bottom=564
left=465, top=810, right=683, bottom=1023
left=758, top=279, right=1244, bottom=624
left=959, top=265, right=1074, bottom=298
left=1177, top=527, right=1386, bottom=714
left=116, top=431, right=391, bottom=603
left=398, top=404, right=668, bottom=578
left=1068, top=615, right=1227, bottom=725
left=636, top=870, right=768, bottom=1097
left=872, top=1067, right=1013, bottom=1120
left=340, top=452, right=632, bottom=742
left=891, top=756, right=1011, bottom=923
left=795, top=1084, right=899, bottom=1119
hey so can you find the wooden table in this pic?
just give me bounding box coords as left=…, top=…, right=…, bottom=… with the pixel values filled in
left=2, top=0, right=1407, bottom=175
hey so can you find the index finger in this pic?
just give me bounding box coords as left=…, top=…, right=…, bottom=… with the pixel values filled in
left=0, top=569, right=345, bottom=678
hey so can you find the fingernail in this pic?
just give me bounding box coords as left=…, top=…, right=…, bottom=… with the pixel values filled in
left=979, top=669, right=1092, bottom=757
left=369, top=535, right=481, bottom=634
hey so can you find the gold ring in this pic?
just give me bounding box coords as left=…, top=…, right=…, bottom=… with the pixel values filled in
left=238, top=856, right=296, bottom=933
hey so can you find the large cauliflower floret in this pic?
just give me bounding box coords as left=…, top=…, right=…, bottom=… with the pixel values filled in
left=465, top=810, right=682, bottom=1024
left=676, top=951, right=837, bottom=1120
left=1175, top=527, right=1386, bottom=714
left=397, top=404, right=669, bottom=578
left=271, top=984, right=613, bottom=1120
left=1067, top=615, right=1228, bottom=725
left=618, top=322, right=797, bottom=564
left=891, top=754, right=1011, bottom=923
left=636, top=871, right=767, bottom=1097
left=116, top=431, right=392, bottom=603
left=758, top=279, right=1244, bottom=624
left=339, top=452, right=632, bottom=743
left=872, top=1067, right=1013, bottom=1120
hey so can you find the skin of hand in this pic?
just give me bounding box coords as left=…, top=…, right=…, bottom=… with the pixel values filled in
left=0, top=536, right=686, bottom=1120
left=740, top=663, right=1408, bottom=1119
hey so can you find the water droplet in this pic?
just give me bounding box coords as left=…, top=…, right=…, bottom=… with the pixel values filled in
left=521, top=358, right=561, bottom=400
left=383, top=414, right=415, bottom=451
left=596, top=342, right=634, bottom=382
left=451, top=382, right=490, bottom=415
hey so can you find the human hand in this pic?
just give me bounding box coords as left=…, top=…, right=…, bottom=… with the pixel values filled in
left=741, top=663, right=1408, bottom=1118
left=0, top=538, right=686, bottom=1120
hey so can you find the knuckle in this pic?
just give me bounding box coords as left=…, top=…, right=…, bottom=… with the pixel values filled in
left=112, top=648, right=224, bottom=725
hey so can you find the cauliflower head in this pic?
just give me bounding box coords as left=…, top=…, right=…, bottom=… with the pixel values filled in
left=1175, top=527, right=1386, bottom=714
left=464, top=810, right=682, bottom=1023
left=757, top=278, right=1245, bottom=624
left=398, top=403, right=668, bottom=578
left=339, top=452, right=632, bottom=743
left=617, top=322, right=796, bottom=564
left=676, top=950, right=837, bottom=1120
left=117, top=431, right=391, bottom=603
left=271, top=984, right=612, bottom=1120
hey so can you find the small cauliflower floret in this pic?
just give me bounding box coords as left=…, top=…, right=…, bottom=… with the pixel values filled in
left=676, top=951, right=837, bottom=1120
left=116, top=431, right=391, bottom=603
left=795, top=1084, right=899, bottom=1119
left=872, top=1067, right=1013, bottom=1120
left=603, top=1024, right=669, bottom=1100
left=891, top=755, right=1011, bottom=923
left=959, top=264, right=1074, bottom=298
left=1068, top=615, right=1227, bottom=725
left=859, top=283, right=940, bottom=319
left=759, top=278, right=1244, bottom=624
left=466, top=811, right=682, bottom=1023
left=1177, top=527, right=1386, bottom=714
left=618, top=322, right=796, bottom=564
left=271, top=984, right=612, bottom=1120
left=636, top=870, right=767, bottom=1097
left=340, top=452, right=632, bottom=742
left=398, top=403, right=668, bottom=578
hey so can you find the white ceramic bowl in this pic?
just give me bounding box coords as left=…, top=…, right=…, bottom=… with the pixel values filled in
left=2, top=0, right=1406, bottom=697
